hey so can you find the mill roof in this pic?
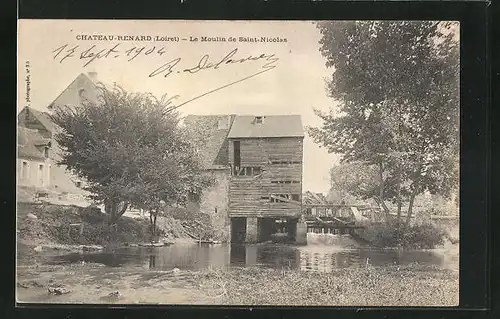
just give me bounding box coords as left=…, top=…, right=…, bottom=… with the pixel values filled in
left=227, top=115, right=304, bottom=138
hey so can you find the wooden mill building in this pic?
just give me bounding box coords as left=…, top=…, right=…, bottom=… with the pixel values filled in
left=185, top=114, right=307, bottom=244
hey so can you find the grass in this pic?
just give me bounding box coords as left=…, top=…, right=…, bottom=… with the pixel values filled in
left=16, top=262, right=458, bottom=306
left=195, top=264, right=458, bottom=306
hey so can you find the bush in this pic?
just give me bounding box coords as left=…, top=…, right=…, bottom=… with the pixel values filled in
left=359, top=221, right=446, bottom=249
left=402, top=223, right=446, bottom=249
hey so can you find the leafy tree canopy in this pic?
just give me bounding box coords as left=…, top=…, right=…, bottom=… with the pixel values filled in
left=308, top=21, right=459, bottom=224
left=51, top=85, right=213, bottom=224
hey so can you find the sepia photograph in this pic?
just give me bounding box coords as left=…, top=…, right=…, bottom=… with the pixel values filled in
left=16, top=19, right=459, bottom=306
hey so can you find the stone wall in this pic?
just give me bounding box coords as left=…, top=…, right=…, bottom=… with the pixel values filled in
left=246, top=217, right=258, bottom=243
left=199, top=169, right=231, bottom=241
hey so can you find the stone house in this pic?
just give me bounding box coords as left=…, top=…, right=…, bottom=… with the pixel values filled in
left=183, top=115, right=237, bottom=240
left=17, top=72, right=99, bottom=197
left=17, top=125, right=51, bottom=188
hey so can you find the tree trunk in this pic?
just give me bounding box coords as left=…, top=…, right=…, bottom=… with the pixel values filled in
left=105, top=199, right=129, bottom=224
left=405, top=191, right=417, bottom=227
left=115, top=201, right=129, bottom=221
left=377, top=162, right=391, bottom=223
left=396, top=166, right=402, bottom=223
left=104, top=199, right=116, bottom=225
left=149, top=209, right=158, bottom=241
left=153, top=212, right=158, bottom=242
left=149, top=210, right=154, bottom=235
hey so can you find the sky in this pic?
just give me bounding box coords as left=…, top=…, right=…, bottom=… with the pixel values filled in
left=18, top=20, right=341, bottom=193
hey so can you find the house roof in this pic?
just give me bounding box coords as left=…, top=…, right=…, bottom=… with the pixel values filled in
left=20, top=107, right=55, bottom=132
left=17, top=127, right=48, bottom=160
left=184, top=115, right=236, bottom=169
left=227, top=115, right=304, bottom=138
left=48, top=73, right=98, bottom=109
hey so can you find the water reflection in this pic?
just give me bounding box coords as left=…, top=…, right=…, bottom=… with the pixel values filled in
left=297, top=248, right=447, bottom=272
left=47, top=237, right=457, bottom=273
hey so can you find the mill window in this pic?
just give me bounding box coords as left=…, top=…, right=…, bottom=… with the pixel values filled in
left=271, top=180, right=300, bottom=184
left=232, top=166, right=263, bottom=176
left=269, top=193, right=301, bottom=203
left=270, top=160, right=302, bottom=165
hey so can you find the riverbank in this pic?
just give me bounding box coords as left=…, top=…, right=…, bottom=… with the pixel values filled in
left=16, top=263, right=458, bottom=306
left=16, top=202, right=211, bottom=256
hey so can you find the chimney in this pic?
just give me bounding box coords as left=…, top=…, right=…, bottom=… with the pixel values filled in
left=87, top=72, right=98, bottom=83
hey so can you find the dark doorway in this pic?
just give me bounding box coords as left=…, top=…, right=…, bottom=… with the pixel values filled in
left=258, top=218, right=276, bottom=242
left=233, top=141, right=241, bottom=169
left=288, top=219, right=298, bottom=241
left=231, top=217, right=246, bottom=243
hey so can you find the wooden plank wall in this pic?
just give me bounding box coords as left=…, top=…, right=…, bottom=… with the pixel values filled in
left=228, top=137, right=303, bottom=218
left=229, top=137, right=303, bottom=166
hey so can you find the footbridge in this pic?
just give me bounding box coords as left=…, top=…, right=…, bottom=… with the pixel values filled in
left=301, top=204, right=377, bottom=234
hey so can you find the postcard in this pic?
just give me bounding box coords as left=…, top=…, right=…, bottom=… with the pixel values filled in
left=16, top=19, right=459, bottom=306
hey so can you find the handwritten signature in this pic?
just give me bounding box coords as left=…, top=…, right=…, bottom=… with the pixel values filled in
left=148, top=48, right=278, bottom=79
left=52, top=43, right=280, bottom=107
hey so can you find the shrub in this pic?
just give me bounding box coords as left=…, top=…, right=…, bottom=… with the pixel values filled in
left=360, top=221, right=446, bottom=249
left=402, top=223, right=446, bottom=249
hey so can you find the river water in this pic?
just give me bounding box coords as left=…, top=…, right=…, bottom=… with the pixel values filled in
left=44, top=234, right=459, bottom=273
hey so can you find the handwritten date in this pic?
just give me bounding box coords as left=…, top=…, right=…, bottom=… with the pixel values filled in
left=51, top=44, right=279, bottom=79
left=52, top=43, right=167, bottom=67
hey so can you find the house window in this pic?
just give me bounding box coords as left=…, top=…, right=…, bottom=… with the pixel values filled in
left=44, top=147, right=49, bottom=158
left=21, top=161, right=28, bottom=180
left=38, top=164, right=44, bottom=187
left=254, top=116, right=263, bottom=124
left=78, top=89, right=86, bottom=100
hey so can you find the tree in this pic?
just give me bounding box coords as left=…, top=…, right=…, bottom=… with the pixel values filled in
left=329, top=162, right=379, bottom=202
left=308, top=21, right=459, bottom=226
left=51, top=84, right=212, bottom=229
